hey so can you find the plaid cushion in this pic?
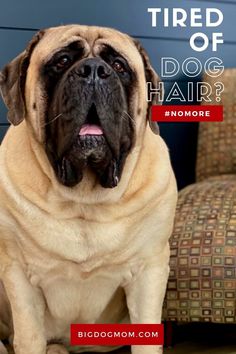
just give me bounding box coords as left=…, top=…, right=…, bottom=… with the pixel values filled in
left=196, top=68, right=236, bottom=181
left=163, top=175, right=236, bottom=323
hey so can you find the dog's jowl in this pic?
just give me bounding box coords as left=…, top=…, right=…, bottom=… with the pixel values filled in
left=0, top=25, right=177, bottom=354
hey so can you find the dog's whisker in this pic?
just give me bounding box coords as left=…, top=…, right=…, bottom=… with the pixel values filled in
left=41, top=113, right=63, bottom=127
left=122, top=111, right=136, bottom=126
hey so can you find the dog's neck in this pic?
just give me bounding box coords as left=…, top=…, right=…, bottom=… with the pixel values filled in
left=2, top=120, right=157, bottom=219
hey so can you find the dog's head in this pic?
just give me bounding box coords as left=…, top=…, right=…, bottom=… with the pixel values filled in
left=0, top=25, right=161, bottom=188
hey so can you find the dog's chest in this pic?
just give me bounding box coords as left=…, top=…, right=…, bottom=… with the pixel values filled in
left=44, top=269, right=121, bottom=318
left=20, top=208, right=146, bottom=343
left=35, top=262, right=133, bottom=341
left=21, top=209, right=136, bottom=268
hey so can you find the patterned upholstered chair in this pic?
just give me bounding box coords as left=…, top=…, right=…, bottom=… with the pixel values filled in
left=163, top=68, right=236, bottom=339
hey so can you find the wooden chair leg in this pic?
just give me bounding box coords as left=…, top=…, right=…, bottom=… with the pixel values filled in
left=164, top=321, right=174, bottom=348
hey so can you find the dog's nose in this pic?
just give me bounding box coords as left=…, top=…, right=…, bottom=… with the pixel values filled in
left=76, top=58, right=112, bottom=81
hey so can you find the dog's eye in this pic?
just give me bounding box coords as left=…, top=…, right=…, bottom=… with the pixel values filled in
left=55, top=55, right=71, bottom=70
left=112, top=60, right=125, bottom=73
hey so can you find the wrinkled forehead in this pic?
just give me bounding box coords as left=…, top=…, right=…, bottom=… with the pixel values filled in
left=31, top=25, right=144, bottom=72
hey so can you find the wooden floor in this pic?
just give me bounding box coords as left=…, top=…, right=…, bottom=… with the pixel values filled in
left=6, top=342, right=236, bottom=354
left=6, top=323, right=236, bottom=353
left=6, top=346, right=131, bottom=354
left=7, top=345, right=236, bottom=354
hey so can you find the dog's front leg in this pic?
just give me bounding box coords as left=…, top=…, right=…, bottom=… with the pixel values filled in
left=3, top=263, right=46, bottom=354
left=124, top=248, right=170, bottom=354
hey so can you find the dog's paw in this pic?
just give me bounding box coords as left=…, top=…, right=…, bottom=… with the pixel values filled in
left=0, top=341, right=8, bottom=354
left=46, top=344, right=69, bottom=354
left=131, top=344, right=163, bottom=354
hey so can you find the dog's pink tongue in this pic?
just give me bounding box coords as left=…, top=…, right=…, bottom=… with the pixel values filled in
left=79, top=124, right=103, bottom=136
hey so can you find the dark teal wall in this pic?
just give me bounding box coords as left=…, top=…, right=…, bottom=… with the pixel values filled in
left=0, top=0, right=236, bottom=189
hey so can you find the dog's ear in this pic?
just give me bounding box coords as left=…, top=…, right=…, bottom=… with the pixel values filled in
left=0, top=30, right=44, bottom=126
left=0, top=52, right=27, bottom=126
left=134, top=40, right=163, bottom=135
